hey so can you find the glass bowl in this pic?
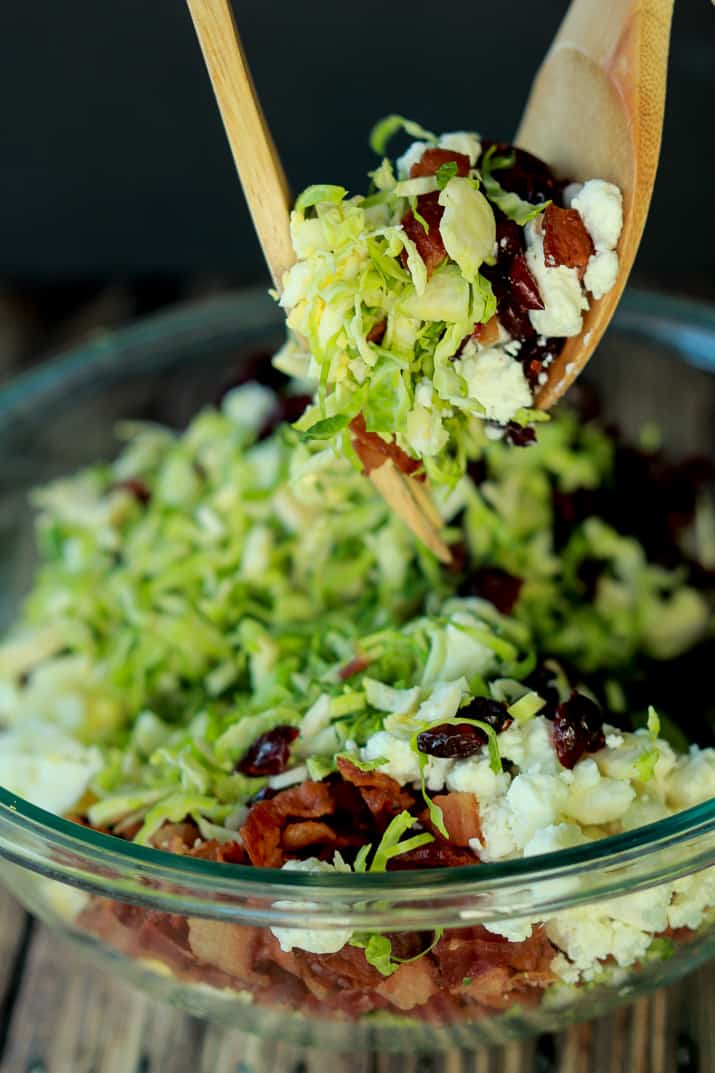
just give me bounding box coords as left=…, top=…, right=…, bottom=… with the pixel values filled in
left=0, top=290, right=714, bottom=1053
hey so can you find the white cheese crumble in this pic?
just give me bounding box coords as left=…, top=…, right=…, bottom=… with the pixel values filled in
left=456, top=342, right=533, bottom=424
left=270, top=857, right=354, bottom=954
left=566, top=180, right=623, bottom=253
left=0, top=721, right=102, bottom=816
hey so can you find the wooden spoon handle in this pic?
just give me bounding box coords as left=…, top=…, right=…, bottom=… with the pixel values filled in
left=186, top=0, right=295, bottom=288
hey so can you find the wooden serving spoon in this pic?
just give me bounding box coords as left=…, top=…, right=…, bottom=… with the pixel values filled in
left=186, top=0, right=452, bottom=563
left=517, top=0, right=674, bottom=409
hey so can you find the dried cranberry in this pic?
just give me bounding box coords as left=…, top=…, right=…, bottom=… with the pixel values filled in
left=258, top=394, right=311, bottom=441
left=112, top=478, right=151, bottom=505
left=237, top=726, right=300, bottom=777
left=504, top=423, right=537, bottom=448
left=466, top=567, right=523, bottom=614
left=508, top=254, right=544, bottom=311
left=459, top=696, right=513, bottom=734
left=495, top=218, right=524, bottom=264
left=496, top=292, right=536, bottom=343
left=416, top=723, right=487, bottom=759
left=467, top=457, right=488, bottom=486
left=553, top=692, right=605, bottom=769
left=481, top=142, right=561, bottom=205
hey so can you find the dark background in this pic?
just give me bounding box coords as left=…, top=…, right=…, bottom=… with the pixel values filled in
left=0, top=0, right=713, bottom=362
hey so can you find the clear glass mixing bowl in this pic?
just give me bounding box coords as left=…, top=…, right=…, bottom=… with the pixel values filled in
left=0, top=290, right=714, bottom=1053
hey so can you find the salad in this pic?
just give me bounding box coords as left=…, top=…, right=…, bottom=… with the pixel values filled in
left=276, top=117, right=624, bottom=485
left=1, top=369, right=713, bottom=1016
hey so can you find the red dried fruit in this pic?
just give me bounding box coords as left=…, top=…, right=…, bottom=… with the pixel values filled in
left=409, top=147, right=471, bottom=180
left=470, top=315, right=500, bottom=346
left=416, top=723, right=488, bottom=759
left=349, top=414, right=424, bottom=480
left=366, top=319, right=387, bottom=344
left=508, top=253, right=544, bottom=311
left=459, top=696, right=513, bottom=733
left=495, top=218, right=524, bottom=263
left=553, top=691, right=606, bottom=769
left=237, top=726, right=300, bottom=777
left=481, top=142, right=562, bottom=204
left=401, top=191, right=447, bottom=277
left=542, top=203, right=593, bottom=278
left=466, top=567, right=524, bottom=615
left=504, top=423, right=537, bottom=448
left=339, top=656, right=371, bottom=681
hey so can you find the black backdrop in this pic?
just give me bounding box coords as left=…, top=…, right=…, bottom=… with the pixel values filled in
left=1, top=1, right=713, bottom=288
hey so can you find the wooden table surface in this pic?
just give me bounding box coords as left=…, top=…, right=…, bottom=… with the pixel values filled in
left=0, top=281, right=714, bottom=1072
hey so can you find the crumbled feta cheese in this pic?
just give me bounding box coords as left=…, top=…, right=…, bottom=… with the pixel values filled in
left=568, top=179, right=623, bottom=252
left=362, top=731, right=420, bottom=784
left=396, top=140, right=429, bottom=179
left=447, top=754, right=511, bottom=803
left=507, top=773, right=569, bottom=847
left=456, top=342, right=532, bottom=423
left=523, top=822, right=588, bottom=857
left=271, top=858, right=354, bottom=954
left=563, top=760, right=636, bottom=825
left=484, top=918, right=534, bottom=942
left=524, top=219, right=588, bottom=337
left=667, top=747, right=715, bottom=809
left=584, top=250, right=619, bottom=299
left=0, top=722, right=102, bottom=816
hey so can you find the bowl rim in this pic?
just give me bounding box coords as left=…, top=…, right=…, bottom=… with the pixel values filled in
left=1, top=287, right=714, bottom=926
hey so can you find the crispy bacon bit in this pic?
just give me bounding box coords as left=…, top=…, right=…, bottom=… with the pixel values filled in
left=433, top=924, right=555, bottom=988
left=470, top=315, right=500, bottom=347
left=401, top=191, right=447, bottom=277
left=336, top=757, right=416, bottom=831
left=188, top=919, right=268, bottom=985
left=366, top=319, right=387, bottom=345
left=376, top=957, right=437, bottom=1010
left=189, top=839, right=247, bottom=864
left=349, top=414, right=424, bottom=480
left=240, top=781, right=336, bottom=867
left=428, top=792, right=481, bottom=846
left=339, top=655, right=371, bottom=681
left=282, top=820, right=337, bottom=852
left=409, top=147, right=471, bottom=180
left=542, top=203, right=593, bottom=278
left=553, top=691, right=606, bottom=769
left=386, top=842, right=477, bottom=870
left=508, top=253, right=544, bottom=311
left=466, top=566, right=524, bottom=614
left=112, top=478, right=151, bottom=504
left=504, top=422, right=537, bottom=448
left=237, top=726, right=299, bottom=777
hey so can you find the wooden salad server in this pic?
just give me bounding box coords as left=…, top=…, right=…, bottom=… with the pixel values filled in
left=186, top=0, right=452, bottom=563
left=517, top=0, right=674, bottom=409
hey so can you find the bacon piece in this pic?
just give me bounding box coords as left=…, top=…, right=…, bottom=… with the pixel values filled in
left=432, top=924, right=555, bottom=990
left=240, top=781, right=336, bottom=867
left=188, top=919, right=269, bottom=985
left=151, top=822, right=199, bottom=854
left=409, top=147, right=471, bottom=179
left=336, top=757, right=416, bottom=831
left=376, top=957, right=437, bottom=1011
left=188, top=839, right=246, bottom=864
left=281, top=820, right=337, bottom=852
left=508, top=253, right=544, bottom=310
left=470, top=315, right=500, bottom=347
left=428, top=792, right=481, bottom=847
left=339, top=655, right=370, bottom=680
left=387, top=842, right=478, bottom=870
left=349, top=414, right=424, bottom=481
left=366, top=319, right=387, bottom=344
left=401, top=191, right=447, bottom=277
left=542, top=203, right=593, bottom=278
